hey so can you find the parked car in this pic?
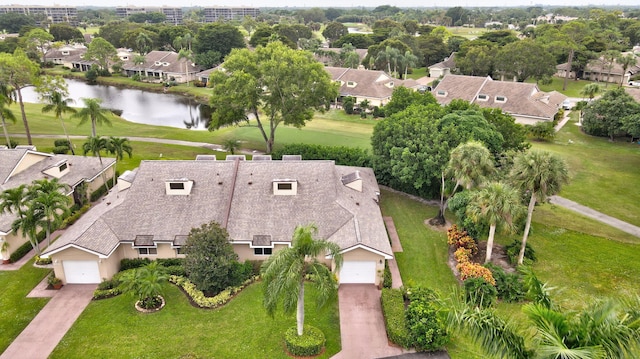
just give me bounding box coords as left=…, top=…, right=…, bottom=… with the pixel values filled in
left=629, top=81, right=640, bottom=87
left=562, top=99, right=572, bottom=110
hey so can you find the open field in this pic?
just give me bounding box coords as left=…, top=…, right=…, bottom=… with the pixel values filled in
left=526, top=77, right=599, bottom=98
left=49, top=283, right=340, bottom=359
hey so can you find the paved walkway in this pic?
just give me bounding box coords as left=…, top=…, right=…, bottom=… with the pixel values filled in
left=549, top=196, right=640, bottom=238
left=0, top=284, right=96, bottom=359
left=555, top=110, right=572, bottom=132
left=331, top=285, right=413, bottom=359
left=383, top=216, right=404, bottom=289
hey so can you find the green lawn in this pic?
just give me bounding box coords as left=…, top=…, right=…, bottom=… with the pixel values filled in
left=526, top=77, right=598, bottom=97
left=0, top=259, right=51, bottom=353
left=532, top=114, right=640, bottom=227
left=50, top=283, right=340, bottom=359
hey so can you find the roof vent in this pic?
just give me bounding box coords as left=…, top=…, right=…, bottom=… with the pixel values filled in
left=341, top=171, right=362, bottom=192
left=195, top=155, right=217, bottom=161
left=225, top=155, right=246, bottom=161
left=282, top=155, right=302, bottom=161
left=165, top=178, right=194, bottom=195
left=253, top=155, right=272, bottom=161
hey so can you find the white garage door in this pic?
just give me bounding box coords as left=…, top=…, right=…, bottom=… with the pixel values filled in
left=63, top=260, right=101, bottom=284
left=340, top=261, right=376, bottom=284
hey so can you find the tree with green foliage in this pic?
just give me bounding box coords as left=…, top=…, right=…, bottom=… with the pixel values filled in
left=510, top=151, right=569, bottom=265
left=183, top=221, right=240, bottom=296
left=334, top=33, right=374, bottom=49
left=0, top=13, right=35, bottom=33
left=120, top=261, right=168, bottom=309
left=194, top=23, right=245, bottom=61
left=0, top=49, right=40, bottom=145
left=128, top=12, right=166, bottom=24
left=0, top=83, right=16, bottom=147
left=322, top=22, right=347, bottom=46
left=107, top=136, right=132, bottom=184
left=466, top=182, right=522, bottom=263
left=37, top=76, right=77, bottom=154
left=73, top=98, right=112, bottom=137
left=261, top=224, right=342, bottom=337
left=82, top=37, right=117, bottom=72
left=24, top=28, right=54, bottom=65
left=527, top=121, right=556, bottom=141
left=434, top=141, right=494, bottom=225
left=617, top=53, right=637, bottom=87
left=209, top=41, right=338, bottom=154
left=49, top=23, right=84, bottom=43
left=82, top=135, right=110, bottom=194
left=456, top=41, right=496, bottom=77
left=10, top=204, right=44, bottom=256
left=582, top=87, right=640, bottom=140
left=622, top=113, right=640, bottom=142
left=495, top=39, right=556, bottom=82
left=27, top=178, right=70, bottom=247
left=383, top=86, right=437, bottom=117
left=580, top=82, right=601, bottom=101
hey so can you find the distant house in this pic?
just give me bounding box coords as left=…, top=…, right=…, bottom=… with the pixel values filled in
left=428, top=52, right=456, bottom=78
left=325, top=66, right=420, bottom=107
left=625, top=87, right=640, bottom=103
left=44, top=45, right=87, bottom=67
left=0, top=148, right=114, bottom=260
left=42, top=157, right=393, bottom=285
left=432, top=74, right=567, bottom=124
left=314, top=48, right=368, bottom=67
left=556, top=54, right=640, bottom=85
left=194, top=67, right=220, bottom=86
left=121, top=50, right=202, bottom=83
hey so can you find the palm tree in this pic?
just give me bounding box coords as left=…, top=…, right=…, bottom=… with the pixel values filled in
left=72, top=98, right=112, bottom=137
left=261, top=224, right=343, bottom=336
left=222, top=138, right=240, bottom=155
left=466, top=182, right=522, bottom=263
left=434, top=141, right=494, bottom=225
left=510, top=150, right=569, bottom=265
left=107, top=136, right=132, bottom=186
left=402, top=50, right=419, bottom=79
left=0, top=83, right=16, bottom=147
left=617, top=53, right=637, bottom=87
left=0, top=184, right=28, bottom=220
left=83, top=135, right=111, bottom=194
left=177, top=48, right=194, bottom=86
left=27, top=178, right=70, bottom=247
left=11, top=207, right=45, bottom=255
left=41, top=91, right=77, bottom=154
left=580, top=83, right=601, bottom=101
left=120, top=261, right=168, bottom=309
left=602, top=50, right=620, bottom=88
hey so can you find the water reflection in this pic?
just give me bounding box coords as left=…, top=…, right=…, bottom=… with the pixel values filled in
left=21, top=78, right=211, bottom=130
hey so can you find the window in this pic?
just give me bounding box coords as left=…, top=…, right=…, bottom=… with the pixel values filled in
left=254, top=247, right=273, bottom=256
left=495, top=96, right=506, bottom=103
left=58, top=163, right=67, bottom=172
left=169, top=182, right=185, bottom=190
left=436, top=90, right=447, bottom=97
left=347, top=81, right=356, bottom=87
left=138, top=248, right=157, bottom=255
left=477, top=94, right=488, bottom=101
left=277, top=183, right=292, bottom=190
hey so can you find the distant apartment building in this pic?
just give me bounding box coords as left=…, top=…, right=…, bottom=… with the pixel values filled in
left=0, top=5, right=77, bottom=25
left=115, top=6, right=183, bottom=25
left=203, top=7, right=260, bottom=22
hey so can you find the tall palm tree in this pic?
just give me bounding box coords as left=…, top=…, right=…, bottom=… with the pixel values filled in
left=602, top=50, right=620, bottom=88
left=0, top=83, right=16, bottom=147
left=261, top=224, right=343, bottom=336
left=617, top=53, right=637, bottom=87
left=177, top=48, right=194, bottom=86
left=466, top=182, right=522, bottom=263
left=510, top=151, right=569, bottom=265
left=107, top=136, right=132, bottom=185
left=72, top=98, right=112, bottom=137
left=580, top=83, right=601, bottom=101
left=435, top=141, right=494, bottom=225
left=0, top=184, right=28, bottom=219
left=27, top=178, right=70, bottom=247
left=402, top=50, right=419, bottom=79
left=11, top=206, right=45, bottom=255
left=83, top=135, right=111, bottom=194
left=41, top=91, right=77, bottom=154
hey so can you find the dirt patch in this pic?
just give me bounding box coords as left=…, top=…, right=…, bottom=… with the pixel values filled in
left=424, top=218, right=452, bottom=232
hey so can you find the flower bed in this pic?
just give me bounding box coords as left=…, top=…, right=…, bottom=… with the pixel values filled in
left=169, top=275, right=258, bottom=309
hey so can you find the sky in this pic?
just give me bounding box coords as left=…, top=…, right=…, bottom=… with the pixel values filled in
left=4, top=0, right=639, bottom=8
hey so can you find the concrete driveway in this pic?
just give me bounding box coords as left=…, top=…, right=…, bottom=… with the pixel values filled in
left=1, top=284, right=96, bottom=359
left=331, top=284, right=413, bottom=359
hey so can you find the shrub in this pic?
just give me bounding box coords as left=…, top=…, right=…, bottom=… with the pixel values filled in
left=9, top=138, right=19, bottom=148
left=52, top=146, right=69, bottom=154
left=271, top=143, right=372, bottom=167
left=343, top=96, right=355, bottom=114
left=404, top=286, right=438, bottom=303
left=405, top=298, right=448, bottom=351
left=447, top=225, right=478, bottom=254
left=9, top=234, right=45, bottom=263
left=505, top=239, right=536, bottom=265
left=156, top=258, right=184, bottom=267
left=457, top=262, right=495, bottom=285
left=120, top=258, right=151, bottom=271
left=54, top=139, right=70, bottom=147
left=245, top=260, right=263, bottom=276
left=372, top=106, right=385, bottom=118
left=131, top=73, right=141, bottom=81
left=35, top=256, right=52, bottom=265
left=527, top=121, right=555, bottom=141
left=163, top=265, right=186, bottom=276
left=284, top=325, right=325, bottom=356
left=464, top=277, right=498, bottom=308
left=61, top=204, right=90, bottom=228
left=169, top=275, right=257, bottom=309
left=453, top=247, right=472, bottom=264
left=380, top=288, right=410, bottom=348
left=93, top=287, right=122, bottom=300
left=383, top=260, right=392, bottom=288
left=89, top=177, right=115, bottom=202
left=485, top=263, right=524, bottom=303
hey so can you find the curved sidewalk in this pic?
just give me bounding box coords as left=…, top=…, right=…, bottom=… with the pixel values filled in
left=549, top=195, right=640, bottom=238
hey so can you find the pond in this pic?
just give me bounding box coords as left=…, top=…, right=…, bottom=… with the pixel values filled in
left=21, top=78, right=212, bottom=130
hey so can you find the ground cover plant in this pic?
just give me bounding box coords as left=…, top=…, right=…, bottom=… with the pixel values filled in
left=0, top=259, right=50, bottom=352
left=49, top=283, right=340, bottom=359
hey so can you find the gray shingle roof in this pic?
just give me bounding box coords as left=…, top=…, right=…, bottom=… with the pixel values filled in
left=326, top=66, right=420, bottom=100
left=43, top=159, right=392, bottom=258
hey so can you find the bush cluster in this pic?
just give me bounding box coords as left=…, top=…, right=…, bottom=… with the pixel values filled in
left=383, top=260, right=392, bottom=289
left=381, top=288, right=410, bottom=348
left=89, top=177, right=115, bottom=202
left=405, top=288, right=448, bottom=352
left=34, top=256, right=52, bottom=265
left=93, top=272, right=125, bottom=299
left=284, top=325, right=326, bottom=357
left=271, top=143, right=372, bottom=168
left=120, top=258, right=151, bottom=271
left=505, top=239, right=536, bottom=265
left=61, top=204, right=90, bottom=228
left=169, top=275, right=257, bottom=309
left=485, top=263, right=524, bottom=303
left=448, top=225, right=495, bottom=285
left=464, top=277, right=498, bottom=308
left=8, top=233, right=45, bottom=263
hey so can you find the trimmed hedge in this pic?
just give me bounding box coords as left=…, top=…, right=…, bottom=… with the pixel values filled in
left=284, top=325, right=326, bottom=357
left=90, top=177, right=115, bottom=202
left=383, top=260, right=392, bottom=289
left=271, top=143, right=372, bottom=167
left=380, top=288, right=410, bottom=348
left=61, top=204, right=91, bottom=228
left=169, top=275, right=257, bottom=309
left=9, top=233, right=45, bottom=263
left=120, top=258, right=151, bottom=271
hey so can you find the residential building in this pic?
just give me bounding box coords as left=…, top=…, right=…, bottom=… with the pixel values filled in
left=326, top=66, right=420, bottom=107
left=432, top=74, right=567, bottom=124
left=42, top=156, right=393, bottom=286
left=115, top=6, right=183, bottom=25
left=121, top=50, right=202, bottom=83
left=0, top=147, right=114, bottom=260
left=44, top=45, right=86, bottom=67
left=0, top=5, right=77, bottom=26
left=556, top=54, right=640, bottom=85
left=203, top=7, right=260, bottom=22
left=428, top=53, right=456, bottom=78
